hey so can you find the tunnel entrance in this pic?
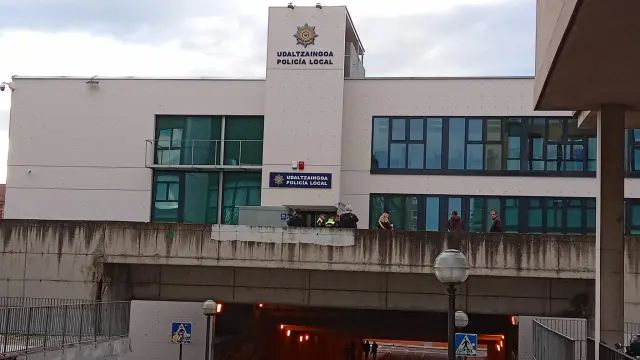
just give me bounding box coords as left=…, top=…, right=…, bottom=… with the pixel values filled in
left=213, top=303, right=516, bottom=360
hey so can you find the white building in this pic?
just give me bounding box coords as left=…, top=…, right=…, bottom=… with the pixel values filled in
left=6, top=5, right=640, bottom=235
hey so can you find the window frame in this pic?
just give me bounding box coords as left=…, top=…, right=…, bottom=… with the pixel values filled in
left=371, top=115, right=599, bottom=177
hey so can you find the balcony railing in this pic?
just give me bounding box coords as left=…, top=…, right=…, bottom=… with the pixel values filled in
left=0, top=301, right=130, bottom=358
left=145, top=139, right=263, bottom=169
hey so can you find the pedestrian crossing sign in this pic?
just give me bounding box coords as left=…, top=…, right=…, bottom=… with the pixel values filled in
left=455, top=333, right=477, bottom=356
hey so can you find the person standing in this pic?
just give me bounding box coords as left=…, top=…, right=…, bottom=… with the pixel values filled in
left=489, top=210, right=503, bottom=232
left=363, top=340, right=371, bottom=360
left=447, top=210, right=463, bottom=232
left=316, top=214, right=326, bottom=227
left=340, top=205, right=359, bottom=228
left=371, top=341, right=379, bottom=359
left=378, top=210, right=394, bottom=230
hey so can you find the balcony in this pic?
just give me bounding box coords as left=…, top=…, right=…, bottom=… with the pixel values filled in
left=144, top=139, right=263, bottom=170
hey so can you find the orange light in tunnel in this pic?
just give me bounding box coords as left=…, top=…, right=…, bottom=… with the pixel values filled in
left=286, top=330, right=291, bottom=337
left=510, top=315, right=519, bottom=326
left=496, top=344, right=502, bottom=352
left=216, top=303, right=223, bottom=313
left=299, top=335, right=304, bottom=343
left=280, top=324, right=285, bottom=330
left=305, top=334, right=309, bottom=341
left=258, top=303, right=264, bottom=308
left=500, top=340, right=504, bottom=348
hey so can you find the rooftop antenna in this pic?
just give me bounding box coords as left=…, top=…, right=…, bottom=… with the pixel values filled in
left=287, top=2, right=294, bottom=9
left=85, top=75, right=100, bottom=86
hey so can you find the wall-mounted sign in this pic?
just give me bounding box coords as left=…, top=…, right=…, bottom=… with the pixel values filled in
left=269, top=172, right=332, bottom=189
left=275, top=23, right=335, bottom=66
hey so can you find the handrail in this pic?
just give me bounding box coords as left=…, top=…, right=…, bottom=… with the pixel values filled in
left=0, top=301, right=130, bottom=358
left=533, top=320, right=577, bottom=360
left=145, top=139, right=263, bottom=167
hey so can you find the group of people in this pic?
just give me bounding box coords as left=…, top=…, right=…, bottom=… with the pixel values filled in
left=315, top=206, right=360, bottom=229
left=377, top=208, right=503, bottom=232
left=287, top=206, right=360, bottom=229
left=344, top=340, right=379, bottom=360
left=448, top=209, right=503, bottom=233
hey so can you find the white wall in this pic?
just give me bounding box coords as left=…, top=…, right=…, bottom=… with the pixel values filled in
left=339, top=78, right=640, bottom=224
left=261, top=6, right=347, bottom=207
left=124, top=301, right=208, bottom=360
left=6, top=78, right=264, bottom=221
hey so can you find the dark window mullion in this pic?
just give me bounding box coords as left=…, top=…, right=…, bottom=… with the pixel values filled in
left=442, top=118, right=450, bottom=170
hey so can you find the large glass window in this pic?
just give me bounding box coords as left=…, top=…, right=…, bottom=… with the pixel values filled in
left=155, top=116, right=222, bottom=166
left=426, top=118, right=443, bottom=169
left=369, top=194, right=640, bottom=234
left=371, top=116, right=606, bottom=175
left=153, top=171, right=220, bottom=224
left=222, top=172, right=261, bottom=225
left=224, top=116, right=264, bottom=165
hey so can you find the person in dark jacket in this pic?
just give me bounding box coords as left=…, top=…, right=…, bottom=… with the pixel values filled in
left=447, top=210, right=463, bottom=231
left=340, top=206, right=359, bottom=228
left=490, top=210, right=503, bottom=232
left=378, top=210, right=394, bottom=230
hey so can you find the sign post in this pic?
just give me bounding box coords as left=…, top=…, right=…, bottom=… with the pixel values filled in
left=171, top=322, right=192, bottom=360
left=454, top=333, right=478, bottom=357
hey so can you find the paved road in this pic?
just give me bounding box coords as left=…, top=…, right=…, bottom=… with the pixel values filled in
left=373, top=345, right=487, bottom=360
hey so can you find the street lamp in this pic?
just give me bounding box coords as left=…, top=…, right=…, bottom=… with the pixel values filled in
left=202, top=300, right=218, bottom=360
left=435, top=249, right=470, bottom=360
left=455, top=311, right=469, bottom=329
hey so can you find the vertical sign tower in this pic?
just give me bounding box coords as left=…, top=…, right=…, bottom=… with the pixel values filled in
left=262, top=6, right=355, bottom=208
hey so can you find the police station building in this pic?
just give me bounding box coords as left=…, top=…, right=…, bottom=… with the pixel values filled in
left=6, top=5, right=640, bottom=235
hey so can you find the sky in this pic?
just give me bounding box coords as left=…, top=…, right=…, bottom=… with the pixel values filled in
left=0, top=0, right=535, bottom=183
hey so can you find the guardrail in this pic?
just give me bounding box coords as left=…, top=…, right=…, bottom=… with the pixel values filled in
left=0, top=301, right=130, bottom=358
left=145, top=139, right=263, bottom=167
left=533, top=320, right=577, bottom=360
left=587, top=338, right=636, bottom=360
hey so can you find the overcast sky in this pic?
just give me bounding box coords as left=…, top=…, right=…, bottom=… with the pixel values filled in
left=0, top=0, right=535, bottom=182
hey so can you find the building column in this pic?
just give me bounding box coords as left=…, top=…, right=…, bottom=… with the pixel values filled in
left=595, top=105, right=625, bottom=352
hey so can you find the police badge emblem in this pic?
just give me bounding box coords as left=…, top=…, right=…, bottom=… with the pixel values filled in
left=274, top=174, right=285, bottom=186
left=294, top=23, right=318, bottom=48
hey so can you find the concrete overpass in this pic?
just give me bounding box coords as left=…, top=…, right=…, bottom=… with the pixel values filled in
left=0, top=221, right=639, bottom=319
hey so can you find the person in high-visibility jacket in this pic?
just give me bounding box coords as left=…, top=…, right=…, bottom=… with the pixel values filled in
left=325, top=216, right=336, bottom=227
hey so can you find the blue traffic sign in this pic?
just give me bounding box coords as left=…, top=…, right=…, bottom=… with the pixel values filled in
left=455, top=333, right=477, bottom=356
left=171, top=322, right=192, bottom=344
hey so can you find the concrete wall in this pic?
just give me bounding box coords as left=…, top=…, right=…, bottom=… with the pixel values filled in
left=123, top=264, right=591, bottom=317
left=5, top=78, right=265, bottom=222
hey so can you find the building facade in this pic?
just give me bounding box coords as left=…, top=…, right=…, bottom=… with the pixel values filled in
left=5, top=5, right=640, bottom=235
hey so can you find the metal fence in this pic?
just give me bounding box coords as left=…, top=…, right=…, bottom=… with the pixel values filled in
left=537, top=317, right=588, bottom=360
left=0, top=301, right=130, bottom=358
left=587, top=338, right=636, bottom=360
left=533, top=320, right=577, bottom=360
left=0, top=297, right=93, bottom=308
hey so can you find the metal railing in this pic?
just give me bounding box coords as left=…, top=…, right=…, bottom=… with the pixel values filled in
left=0, top=301, right=130, bottom=358
left=534, top=319, right=577, bottom=360
left=537, top=317, right=588, bottom=359
left=587, top=338, right=636, bottom=360
left=0, top=298, right=93, bottom=308
left=145, top=139, right=263, bottom=167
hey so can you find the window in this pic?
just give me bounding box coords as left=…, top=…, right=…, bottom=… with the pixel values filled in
left=153, top=173, right=181, bottom=221
left=426, top=118, right=443, bottom=169
left=372, top=118, right=389, bottom=169
left=155, top=116, right=222, bottom=166
left=628, top=200, right=640, bottom=235
left=224, top=116, right=264, bottom=165
left=152, top=171, right=219, bottom=224
left=369, top=194, right=614, bottom=234
left=222, top=172, right=261, bottom=225
left=448, top=118, right=465, bottom=169
left=371, top=116, right=601, bottom=175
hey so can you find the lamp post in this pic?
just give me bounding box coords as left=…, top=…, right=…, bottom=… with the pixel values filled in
left=202, top=300, right=218, bottom=360
left=435, top=249, right=470, bottom=360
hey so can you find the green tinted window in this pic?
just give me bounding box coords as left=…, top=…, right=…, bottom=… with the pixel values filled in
left=370, top=195, right=386, bottom=228
left=468, top=198, right=484, bottom=232
left=153, top=172, right=180, bottom=222
left=156, top=116, right=222, bottom=165
left=222, top=172, right=261, bottom=224
left=224, top=116, right=264, bottom=166
left=183, top=173, right=219, bottom=224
